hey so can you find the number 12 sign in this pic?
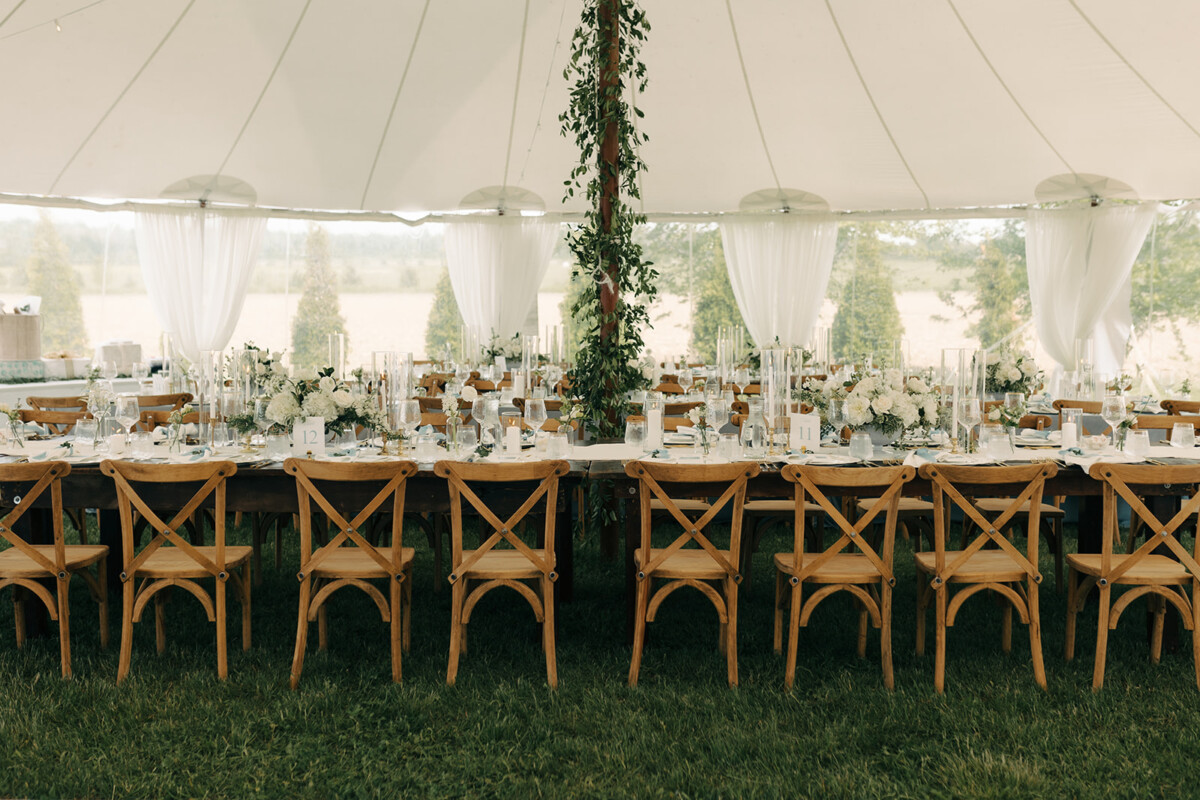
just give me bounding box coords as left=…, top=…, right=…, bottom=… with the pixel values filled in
left=293, top=417, right=326, bottom=457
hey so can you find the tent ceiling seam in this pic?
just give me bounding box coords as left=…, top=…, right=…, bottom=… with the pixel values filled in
left=1067, top=0, right=1200, bottom=146
left=501, top=0, right=532, bottom=192
left=824, top=0, right=930, bottom=209
left=944, top=0, right=1075, bottom=177
left=0, top=0, right=29, bottom=33
left=47, top=0, right=196, bottom=195
left=206, top=0, right=312, bottom=202
left=724, top=0, right=782, bottom=195
left=516, top=0, right=568, bottom=187
left=359, top=0, right=431, bottom=211
left=0, top=0, right=108, bottom=41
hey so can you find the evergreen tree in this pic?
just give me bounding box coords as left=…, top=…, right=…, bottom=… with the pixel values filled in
left=688, top=230, right=747, bottom=362
left=424, top=266, right=463, bottom=360
left=830, top=225, right=903, bottom=362
left=966, top=237, right=1025, bottom=347
left=290, top=225, right=346, bottom=368
left=25, top=213, right=87, bottom=354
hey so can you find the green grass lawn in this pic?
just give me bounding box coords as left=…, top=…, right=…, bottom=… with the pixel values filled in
left=0, top=515, right=1196, bottom=799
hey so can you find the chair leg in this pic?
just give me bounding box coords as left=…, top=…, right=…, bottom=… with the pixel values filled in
left=1150, top=594, right=1166, bottom=665
left=880, top=580, right=894, bottom=690
left=934, top=585, right=948, bottom=694
left=543, top=575, right=558, bottom=689
left=57, top=575, right=72, bottom=680
left=155, top=590, right=167, bottom=654
left=390, top=573, right=402, bottom=683
left=1001, top=594, right=1013, bottom=653
left=117, top=580, right=134, bottom=684
left=784, top=581, right=802, bottom=690
left=290, top=578, right=312, bottom=690
left=773, top=568, right=785, bottom=654
left=915, top=577, right=928, bottom=657
left=318, top=602, right=328, bottom=651
left=402, top=565, right=413, bottom=653
left=241, top=563, right=252, bottom=651
left=1028, top=577, right=1047, bottom=690
left=447, top=579, right=466, bottom=686
left=1092, top=585, right=1112, bottom=691
left=1192, top=582, right=1200, bottom=690
left=628, top=576, right=650, bottom=687
left=97, top=558, right=109, bottom=650
left=1065, top=568, right=1079, bottom=661
left=739, top=515, right=760, bottom=590
left=856, top=598, right=869, bottom=658
left=251, top=515, right=264, bottom=587
left=13, top=589, right=25, bottom=648
left=725, top=577, right=739, bottom=688
left=216, top=577, right=228, bottom=680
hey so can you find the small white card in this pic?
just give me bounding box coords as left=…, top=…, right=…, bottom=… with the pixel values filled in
left=293, top=417, right=326, bottom=457
left=789, top=412, right=821, bottom=452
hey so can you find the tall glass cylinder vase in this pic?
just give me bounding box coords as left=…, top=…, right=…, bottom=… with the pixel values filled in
left=761, top=348, right=788, bottom=453
left=198, top=350, right=223, bottom=447
left=521, top=335, right=539, bottom=399
left=328, top=333, right=346, bottom=380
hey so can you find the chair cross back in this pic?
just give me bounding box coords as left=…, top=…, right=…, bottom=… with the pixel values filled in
left=921, top=464, right=1055, bottom=587
left=627, top=462, right=759, bottom=581
left=781, top=464, right=914, bottom=587
left=435, top=460, right=570, bottom=583
left=101, top=461, right=237, bottom=581
left=1089, top=464, right=1200, bottom=583
left=285, top=460, right=418, bottom=580
left=0, top=461, right=71, bottom=575
left=18, top=409, right=85, bottom=436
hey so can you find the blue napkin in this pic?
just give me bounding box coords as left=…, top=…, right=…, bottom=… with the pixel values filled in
left=914, top=448, right=938, bottom=461
left=650, top=448, right=671, bottom=459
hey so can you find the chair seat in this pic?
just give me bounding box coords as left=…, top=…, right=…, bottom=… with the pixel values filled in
left=773, top=551, right=882, bottom=583
left=0, top=544, right=107, bottom=578
left=1066, top=553, right=1191, bottom=585
left=136, top=546, right=253, bottom=579
left=974, top=498, right=1066, bottom=517
left=459, top=548, right=550, bottom=580
left=650, top=498, right=712, bottom=513
left=310, top=546, right=415, bottom=578
left=914, top=550, right=1027, bottom=583
left=743, top=500, right=823, bottom=513
left=855, top=497, right=934, bottom=516
left=634, top=547, right=735, bottom=580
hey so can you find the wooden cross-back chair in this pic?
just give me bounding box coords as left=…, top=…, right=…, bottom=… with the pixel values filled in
left=25, top=395, right=87, bottom=412
left=1126, top=414, right=1200, bottom=440
left=0, top=462, right=108, bottom=678
left=100, top=460, right=251, bottom=683
left=417, top=396, right=447, bottom=413
left=776, top=465, right=915, bottom=689
left=1052, top=399, right=1105, bottom=434
left=434, top=459, right=570, bottom=688
left=418, top=411, right=474, bottom=433
left=136, top=392, right=193, bottom=412
left=916, top=463, right=1058, bottom=693
left=138, top=409, right=199, bottom=431
left=654, top=382, right=686, bottom=395
left=1066, top=464, right=1200, bottom=690
left=17, top=408, right=86, bottom=436
left=624, top=460, right=761, bottom=687
left=284, top=458, right=419, bottom=687
left=1161, top=399, right=1200, bottom=415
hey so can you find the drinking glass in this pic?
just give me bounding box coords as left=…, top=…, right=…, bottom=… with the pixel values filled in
left=958, top=398, right=982, bottom=450
left=1172, top=423, right=1196, bottom=448
left=719, top=433, right=740, bottom=460
left=849, top=432, right=874, bottom=461
left=525, top=398, right=548, bottom=434
left=254, top=398, right=273, bottom=444
left=114, top=395, right=140, bottom=446
left=1128, top=429, right=1151, bottom=456
left=74, top=419, right=97, bottom=450
left=678, top=368, right=693, bottom=394
left=546, top=430, right=570, bottom=458
left=131, top=431, right=155, bottom=459
left=826, top=399, right=847, bottom=445
left=457, top=427, right=478, bottom=456
left=103, top=360, right=118, bottom=380
left=625, top=419, right=646, bottom=451
left=1100, top=394, right=1126, bottom=448
left=1004, top=392, right=1023, bottom=412
left=399, top=400, right=421, bottom=452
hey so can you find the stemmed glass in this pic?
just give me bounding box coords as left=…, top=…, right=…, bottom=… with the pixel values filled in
left=253, top=398, right=273, bottom=445
left=827, top=399, right=847, bottom=446
left=114, top=396, right=140, bottom=448
left=398, top=400, right=421, bottom=453
left=525, top=398, right=548, bottom=436
left=678, top=368, right=693, bottom=394
left=1101, top=393, right=1126, bottom=449
left=958, top=398, right=982, bottom=452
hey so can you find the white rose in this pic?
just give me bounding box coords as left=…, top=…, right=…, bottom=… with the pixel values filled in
left=1004, top=366, right=1022, bottom=383
left=332, top=389, right=353, bottom=407
left=894, top=395, right=919, bottom=427
left=871, top=394, right=894, bottom=414
left=1020, top=360, right=1037, bottom=377
left=907, top=377, right=928, bottom=394
left=846, top=395, right=873, bottom=427
left=687, top=407, right=701, bottom=426
left=318, top=376, right=336, bottom=393
left=923, top=398, right=940, bottom=420
left=855, top=376, right=876, bottom=394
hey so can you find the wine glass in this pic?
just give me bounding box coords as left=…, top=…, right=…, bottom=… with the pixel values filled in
left=114, top=396, right=140, bottom=447
left=253, top=398, right=273, bottom=444
left=1101, top=393, right=1126, bottom=448
left=959, top=398, right=982, bottom=451
left=455, top=363, right=470, bottom=385
left=826, top=399, right=847, bottom=446
left=398, top=400, right=421, bottom=453
left=525, top=398, right=548, bottom=436
left=678, top=368, right=693, bottom=394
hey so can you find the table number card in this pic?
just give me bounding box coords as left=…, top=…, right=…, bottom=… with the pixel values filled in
left=789, top=412, right=821, bottom=452
left=494, top=356, right=507, bottom=374
left=293, top=417, right=326, bottom=457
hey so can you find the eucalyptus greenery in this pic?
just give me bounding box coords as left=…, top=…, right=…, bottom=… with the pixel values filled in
left=559, top=0, right=656, bottom=440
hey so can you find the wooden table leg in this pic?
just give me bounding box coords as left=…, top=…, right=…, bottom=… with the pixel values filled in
left=623, top=483, right=639, bottom=644
left=554, top=481, right=574, bottom=604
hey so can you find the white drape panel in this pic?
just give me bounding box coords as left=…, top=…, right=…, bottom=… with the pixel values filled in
left=1026, top=202, right=1156, bottom=374
left=135, top=208, right=266, bottom=362
left=444, top=216, right=559, bottom=340
left=719, top=215, right=838, bottom=348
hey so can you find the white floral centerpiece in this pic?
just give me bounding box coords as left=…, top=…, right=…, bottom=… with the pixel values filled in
left=263, top=367, right=385, bottom=437
left=0, top=403, right=23, bottom=447
left=985, top=350, right=1042, bottom=395
left=799, top=370, right=940, bottom=441
left=686, top=402, right=715, bottom=455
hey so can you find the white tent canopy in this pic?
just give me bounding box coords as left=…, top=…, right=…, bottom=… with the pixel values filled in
left=2, top=0, right=1200, bottom=215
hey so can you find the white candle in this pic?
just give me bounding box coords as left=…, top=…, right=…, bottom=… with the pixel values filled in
left=646, top=409, right=663, bottom=449
left=951, top=382, right=960, bottom=440
left=1062, top=421, right=1078, bottom=448
left=505, top=425, right=521, bottom=456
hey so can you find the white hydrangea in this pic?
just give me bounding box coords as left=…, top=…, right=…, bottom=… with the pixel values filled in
left=266, top=393, right=301, bottom=426
left=301, top=391, right=339, bottom=421
left=352, top=395, right=376, bottom=416
left=923, top=397, right=940, bottom=420
left=893, top=394, right=919, bottom=427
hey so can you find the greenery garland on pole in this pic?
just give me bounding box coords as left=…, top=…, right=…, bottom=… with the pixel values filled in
left=560, top=0, right=656, bottom=439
